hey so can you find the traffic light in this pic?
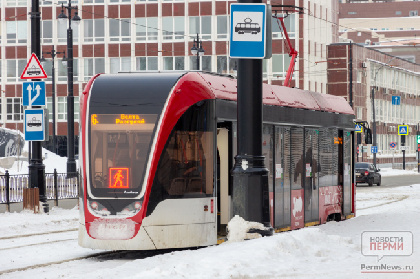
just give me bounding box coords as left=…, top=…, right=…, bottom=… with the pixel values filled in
left=365, top=128, right=372, bottom=144
left=418, top=132, right=420, bottom=152
left=357, top=133, right=361, bottom=145
left=401, top=135, right=406, bottom=146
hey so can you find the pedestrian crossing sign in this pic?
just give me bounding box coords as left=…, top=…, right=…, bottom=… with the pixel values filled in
left=398, top=125, right=409, bottom=135
left=109, top=167, right=129, bottom=188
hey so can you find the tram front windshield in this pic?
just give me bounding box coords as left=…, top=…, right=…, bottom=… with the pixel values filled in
left=89, top=113, right=158, bottom=198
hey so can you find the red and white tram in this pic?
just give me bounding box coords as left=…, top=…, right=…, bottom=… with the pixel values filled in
left=78, top=72, right=355, bottom=250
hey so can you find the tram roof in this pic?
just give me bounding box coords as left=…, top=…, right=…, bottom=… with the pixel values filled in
left=86, top=71, right=354, bottom=116
left=197, top=72, right=355, bottom=115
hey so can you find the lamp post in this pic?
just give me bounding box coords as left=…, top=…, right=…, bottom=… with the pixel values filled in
left=190, top=34, right=205, bottom=70
left=40, top=46, right=65, bottom=155
left=372, top=57, right=395, bottom=169
left=58, top=1, right=80, bottom=176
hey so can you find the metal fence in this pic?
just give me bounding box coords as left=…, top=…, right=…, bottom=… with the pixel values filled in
left=0, top=170, right=79, bottom=210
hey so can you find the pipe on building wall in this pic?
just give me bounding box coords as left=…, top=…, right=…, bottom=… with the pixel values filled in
left=348, top=42, right=353, bottom=108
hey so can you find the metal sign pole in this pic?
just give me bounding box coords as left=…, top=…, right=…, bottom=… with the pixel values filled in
left=231, top=0, right=272, bottom=234
left=29, top=0, right=48, bottom=213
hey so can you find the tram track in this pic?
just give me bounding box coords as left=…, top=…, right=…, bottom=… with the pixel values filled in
left=0, top=250, right=122, bottom=276
left=0, top=228, right=77, bottom=241
left=0, top=248, right=173, bottom=276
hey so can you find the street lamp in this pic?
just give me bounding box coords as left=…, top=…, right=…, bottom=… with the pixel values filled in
left=58, top=1, right=81, bottom=175
left=190, top=34, right=205, bottom=70
left=40, top=46, right=65, bottom=155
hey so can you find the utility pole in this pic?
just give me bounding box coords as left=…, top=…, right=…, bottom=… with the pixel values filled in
left=58, top=2, right=81, bottom=176
left=29, top=0, right=48, bottom=213
left=40, top=47, right=65, bottom=154
left=371, top=86, right=377, bottom=168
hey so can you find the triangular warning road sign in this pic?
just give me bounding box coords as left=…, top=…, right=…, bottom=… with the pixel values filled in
left=20, top=53, right=48, bottom=79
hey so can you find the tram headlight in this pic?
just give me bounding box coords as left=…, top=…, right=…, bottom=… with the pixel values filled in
left=117, top=201, right=143, bottom=216
left=88, top=200, right=110, bottom=216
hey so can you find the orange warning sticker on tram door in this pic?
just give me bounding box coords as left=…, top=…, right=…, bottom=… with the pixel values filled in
left=109, top=168, right=129, bottom=188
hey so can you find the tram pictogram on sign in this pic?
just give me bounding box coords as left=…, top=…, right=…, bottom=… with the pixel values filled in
left=109, top=168, right=129, bottom=188
left=20, top=53, right=48, bottom=79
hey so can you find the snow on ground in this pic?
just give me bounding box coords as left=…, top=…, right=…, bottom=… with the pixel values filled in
left=1, top=170, right=419, bottom=278
left=379, top=167, right=420, bottom=177
left=1, top=140, right=70, bottom=175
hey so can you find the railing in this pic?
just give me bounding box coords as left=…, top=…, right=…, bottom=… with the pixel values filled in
left=0, top=169, right=79, bottom=212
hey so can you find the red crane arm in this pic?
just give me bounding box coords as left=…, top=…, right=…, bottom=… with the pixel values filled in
left=276, top=16, right=298, bottom=87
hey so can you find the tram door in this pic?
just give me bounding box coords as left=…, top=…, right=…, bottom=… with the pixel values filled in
left=342, top=131, right=352, bottom=216
left=217, top=127, right=232, bottom=234
left=304, top=129, right=319, bottom=223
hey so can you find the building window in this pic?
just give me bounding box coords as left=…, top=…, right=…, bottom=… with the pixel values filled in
left=6, top=0, right=26, bottom=6
left=47, top=97, right=54, bottom=121
left=272, top=13, right=295, bottom=39
left=189, top=56, right=211, bottom=71
left=163, top=57, right=185, bottom=70
left=162, top=17, right=185, bottom=41
left=42, top=20, right=52, bottom=44
left=6, top=21, right=27, bottom=44
left=58, top=59, right=78, bottom=82
left=136, top=57, right=158, bottom=71
left=6, top=59, right=26, bottom=83
left=136, top=17, right=158, bottom=41
left=84, top=58, right=105, bottom=81
left=6, top=98, right=23, bottom=121
left=58, top=20, right=79, bottom=43
left=272, top=54, right=292, bottom=78
left=217, top=56, right=227, bottom=74
left=348, top=12, right=357, bottom=15
left=396, top=11, right=402, bottom=15
left=57, top=0, right=78, bottom=4
left=110, top=57, right=131, bottom=74
left=135, top=18, right=146, bottom=41
left=189, top=16, right=211, bottom=40
left=109, top=18, right=131, bottom=42
left=147, top=17, right=158, bottom=41
left=83, top=0, right=104, bottom=3
left=40, top=58, right=53, bottom=82
left=409, top=10, right=418, bottom=17
left=217, top=15, right=228, bottom=39
left=84, top=19, right=105, bottom=42
left=57, top=97, right=79, bottom=121
left=216, top=56, right=238, bottom=75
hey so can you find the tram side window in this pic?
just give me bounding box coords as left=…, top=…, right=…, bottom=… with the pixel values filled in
left=319, top=128, right=339, bottom=187
left=291, top=127, right=304, bottom=190
left=152, top=102, right=214, bottom=199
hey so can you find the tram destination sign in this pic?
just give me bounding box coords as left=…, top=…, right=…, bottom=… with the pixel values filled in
left=91, top=114, right=157, bottom=125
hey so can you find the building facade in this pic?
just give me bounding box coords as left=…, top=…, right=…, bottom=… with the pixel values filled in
left=328, top=43, right=420, bottom=167
left=339, top=0, right=420, bottom=44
